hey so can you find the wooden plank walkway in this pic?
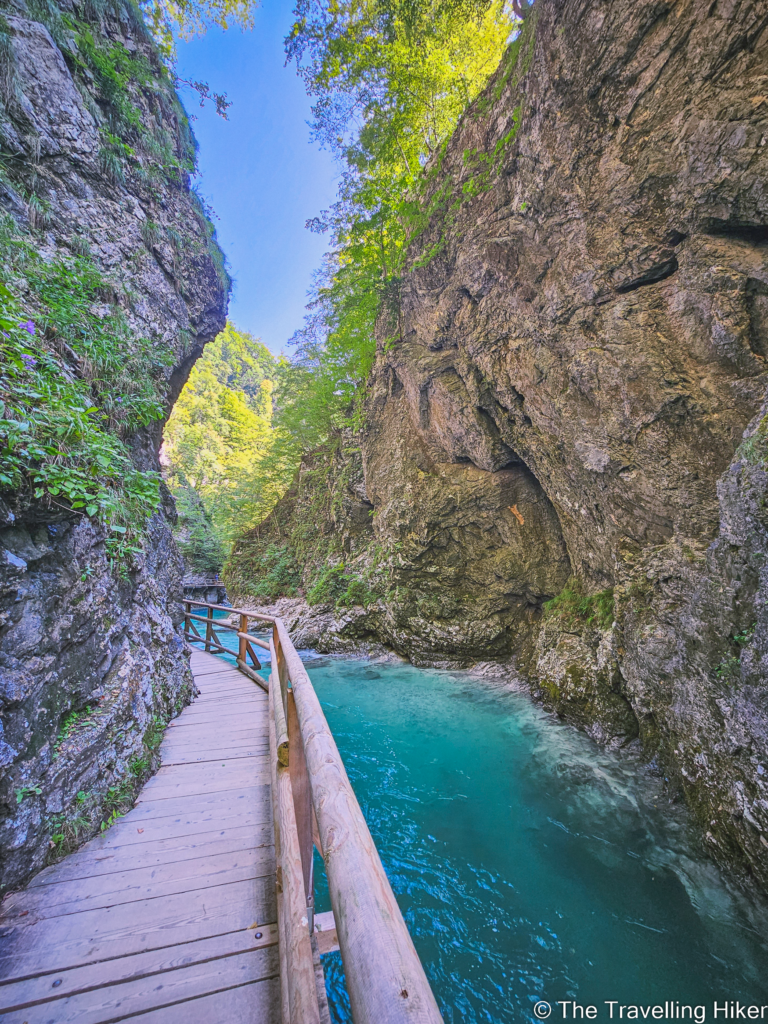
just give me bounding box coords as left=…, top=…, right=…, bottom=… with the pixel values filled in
left=0, top=650, right=282, bottom=1023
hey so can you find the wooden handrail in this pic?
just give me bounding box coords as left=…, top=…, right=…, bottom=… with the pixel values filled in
left=184, top=612, right=270, bottom=650
left=182, top=599, right=444, bottom=1024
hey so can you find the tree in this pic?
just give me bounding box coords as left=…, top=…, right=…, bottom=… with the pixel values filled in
left=277, top=0, right=515, bottom=452
left=137, top=0, right=256, bottom=77
left=163, top=323, right=292, bottom=563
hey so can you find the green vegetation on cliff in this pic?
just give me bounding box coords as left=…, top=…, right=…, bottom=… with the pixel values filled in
left=0, top=219, right=168, bottom=565
left=283, top=0, right=515, bottom=445
left=543, top=580, right=615, bottom=632
left=223, top=435, right=382, bottom=607
left=0, top=0, right=229, bottom=568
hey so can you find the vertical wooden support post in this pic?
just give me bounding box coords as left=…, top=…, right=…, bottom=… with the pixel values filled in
left=238, top=613, right=248, bottom=665
left=205, top=605, right=213, bottom=653
left=268, top=671, right=291, bottom=1024
left=274, top=623, right=289, bottom=708
left=288, top=690, right=314, bottom=932
left=270, top=658, right=321, bottom=1024
left=183, top=601, right=189, bottom=640
left=270, top=638, right=289, bottom=768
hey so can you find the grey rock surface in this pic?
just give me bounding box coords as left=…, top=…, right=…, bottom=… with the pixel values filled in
left=229, top=0, right=768, bottom=892
left=0, top=0, right=227, bottom=889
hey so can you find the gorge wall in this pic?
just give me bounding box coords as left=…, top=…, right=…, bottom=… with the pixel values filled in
left=0, top=0, right=227, bottom=889
left=228, top=0, right=768, bottom=892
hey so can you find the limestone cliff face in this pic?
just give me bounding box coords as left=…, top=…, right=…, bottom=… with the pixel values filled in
left=379, top=0, right=768, bottom=889
left=0, top=0, right=227, bottom=888
left=231, top=0, right=768, bottom=891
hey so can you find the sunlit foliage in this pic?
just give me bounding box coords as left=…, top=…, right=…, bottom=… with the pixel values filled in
left=163, top=323, right=297, bottom=566
left=138, top=0, right=257, bottom=64
left=280, top=0, right=516, bottom=450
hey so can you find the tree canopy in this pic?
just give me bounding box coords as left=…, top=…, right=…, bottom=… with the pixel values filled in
left=162, top=323, right=296, bottom=568
left=277, top=0, right=515, bottom=452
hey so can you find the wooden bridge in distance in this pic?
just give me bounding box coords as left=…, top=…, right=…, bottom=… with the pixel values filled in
left=0, top=604, right=443, bottom=1023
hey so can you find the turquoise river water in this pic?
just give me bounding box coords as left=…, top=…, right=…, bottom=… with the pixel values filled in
left=203, top=620, right=768, bottom=1022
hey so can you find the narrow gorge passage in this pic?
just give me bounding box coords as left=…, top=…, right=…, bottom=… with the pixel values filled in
left=3, top=0, right=768, bottom=1017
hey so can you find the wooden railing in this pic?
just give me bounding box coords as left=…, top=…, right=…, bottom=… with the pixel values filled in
left=183, top=600, right=444, bottom=1024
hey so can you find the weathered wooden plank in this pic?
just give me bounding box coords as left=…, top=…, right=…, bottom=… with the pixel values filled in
left=182, top=681, right=261, bottom=696
left=122, top=977, right=281, bottom=1024
left=109, top=785, right=270, bottom=826
left=187, top=662, right=237, bottom=676
left=161, top=733, right=265, bottom=750
left=25, top=806, right=272, bottom=891
left=156, top=734, right=264, bottom=752
left=163, top=713, right=265, bottom=730
left=188, top=674, right=249, bottom=689
left=0, top=945, right=280, bottom=1024
left=176, top=690, right=265, bottom=705
left=187, top=691, right=264, bottom=705
left=157, top=747, right=269, bottom=765
left=141, top=760, right=269, bottom=784
left=160, top=731, right=268, bottom=750
left=194, top=679, right=264, bottom=692
left=165, top=704, right=264, bottom=721
left=0, top=878, right=276, bottom=980
left=138, top=757, right=269, bottom=787
left=165, top=713, right=264, bottom=730
left=9, top=825, right=273, bottom=894
left=183, top=680, right=264, bottom=695
left=162, top=723, right=263, bottom=740
left=160, top=734, right=268, bottom=752
left=189, top=668, right=242, bottom=680
left=136, top=769, right=270, bottom=803
left=143, top=756, right=269, bottom=782
left=1, top=853, right=274, bottom=923
left=0, top=926, right=278, bottom=1015
left=160, top=746, right=269, bottom=765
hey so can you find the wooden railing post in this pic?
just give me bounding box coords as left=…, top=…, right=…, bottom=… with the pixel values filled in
left=183, top=601, right=190, bottom=640
left=204, top=605, right=213, bottom=652
left=287, top=688, right=314, bottom=932
left=270, top=638, right=289, bottom=768
left=269, top=661, right=321, bottom=1024
left=238, top=612, right=248, bottom=665
left=274, top=622, right=289, bottom=709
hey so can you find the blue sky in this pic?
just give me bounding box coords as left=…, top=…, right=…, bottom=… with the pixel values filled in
left=175, top=1, right=339, bottom=356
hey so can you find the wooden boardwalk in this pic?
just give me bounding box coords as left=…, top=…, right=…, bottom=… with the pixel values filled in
left=0, top=650, right=283, bottom=1023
